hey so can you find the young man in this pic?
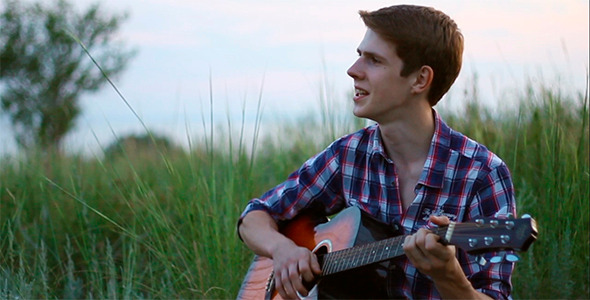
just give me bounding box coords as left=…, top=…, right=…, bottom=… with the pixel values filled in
left=238, top=5, right=516, bottom=299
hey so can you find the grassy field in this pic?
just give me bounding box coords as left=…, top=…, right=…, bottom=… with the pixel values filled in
left=0, top=80, right=588, bottom=299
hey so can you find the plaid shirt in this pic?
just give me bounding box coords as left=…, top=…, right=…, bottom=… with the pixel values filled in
left=240, top=110, right=516, bottom=299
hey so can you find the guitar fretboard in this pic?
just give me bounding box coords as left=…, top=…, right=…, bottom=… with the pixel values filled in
left=319, top=227, right=448, bottom=276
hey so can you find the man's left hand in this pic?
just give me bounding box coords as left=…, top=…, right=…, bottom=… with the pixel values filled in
left=402, top=215, right=457, bottom=281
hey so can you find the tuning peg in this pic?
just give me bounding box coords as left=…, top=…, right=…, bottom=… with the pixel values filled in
left=476, top=255, right=487, bottom=266
left=494, top=208, right=513, bottom=218
left=489, top=252, right=521, bottom=264
left=506, top=253, right=520, bottom=262
left=490, top=255, right=504, bottom=264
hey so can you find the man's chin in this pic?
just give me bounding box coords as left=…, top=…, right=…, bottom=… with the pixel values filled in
left=352, top=106, right=365, bottom=118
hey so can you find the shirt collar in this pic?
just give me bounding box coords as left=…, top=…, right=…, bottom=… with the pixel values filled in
left=370, top=124, right=390, bottom=162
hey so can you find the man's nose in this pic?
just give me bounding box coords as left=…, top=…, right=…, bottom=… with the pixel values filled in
left=347, top=59, right=362, bottom=79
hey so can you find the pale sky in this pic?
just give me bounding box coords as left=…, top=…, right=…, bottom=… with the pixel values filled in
left=1, top=0, right=588, bottom=155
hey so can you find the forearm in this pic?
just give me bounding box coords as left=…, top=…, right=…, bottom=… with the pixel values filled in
left=238, top=210, right=295, bottom=258
left=431, top=263, right=492, bottom=300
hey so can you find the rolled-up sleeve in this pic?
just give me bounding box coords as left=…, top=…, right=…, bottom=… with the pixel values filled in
left=237, top=141, right=345, bottom=233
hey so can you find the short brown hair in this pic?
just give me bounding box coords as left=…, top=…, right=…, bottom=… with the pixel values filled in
left=359, top=5, right=463, bottom=106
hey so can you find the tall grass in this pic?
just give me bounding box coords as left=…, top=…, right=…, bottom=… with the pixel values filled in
left=0, top=77, right=588, bottom=299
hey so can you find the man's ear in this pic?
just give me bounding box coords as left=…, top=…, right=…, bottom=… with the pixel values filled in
left=411, top=65, right=433, bottom=94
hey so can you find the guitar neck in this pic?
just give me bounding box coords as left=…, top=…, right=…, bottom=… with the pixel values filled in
left=320, top=234, right=406, bottom=276
left=320, top=226, right=448, bottom=276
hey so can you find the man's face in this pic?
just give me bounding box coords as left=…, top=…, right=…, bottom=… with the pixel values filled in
left=347, top=29, right=417, bottom=123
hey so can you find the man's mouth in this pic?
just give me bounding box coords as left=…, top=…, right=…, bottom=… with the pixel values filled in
left=355, top=88, right=369, bottom=97
left=354, top=88, right=369, bottom=101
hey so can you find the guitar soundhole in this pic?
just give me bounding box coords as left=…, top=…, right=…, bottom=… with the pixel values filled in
left=314, top=245, right=328, bottom=266
left=303, top=244, right=328, bottom=290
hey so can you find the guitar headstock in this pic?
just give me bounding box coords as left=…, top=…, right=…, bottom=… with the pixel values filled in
left=446, top=215, right=538, bottom=254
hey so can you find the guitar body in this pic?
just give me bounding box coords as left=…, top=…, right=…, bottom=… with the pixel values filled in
left=237, top=206, right=404, bottom=299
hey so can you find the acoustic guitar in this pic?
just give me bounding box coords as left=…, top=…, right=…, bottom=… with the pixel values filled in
left=237, top=206, right=537, bottom=299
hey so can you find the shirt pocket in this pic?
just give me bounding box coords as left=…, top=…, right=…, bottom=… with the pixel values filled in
left=413, top=190, right=464, bottom=226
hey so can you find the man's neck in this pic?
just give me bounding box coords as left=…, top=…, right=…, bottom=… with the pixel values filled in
left=378, top=105, right=435, bottom=169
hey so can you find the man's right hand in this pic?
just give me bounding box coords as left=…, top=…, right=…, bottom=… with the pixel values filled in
left=239, top=210, right=322, bottom=299
left=270, top=241, right=322, bottom=298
